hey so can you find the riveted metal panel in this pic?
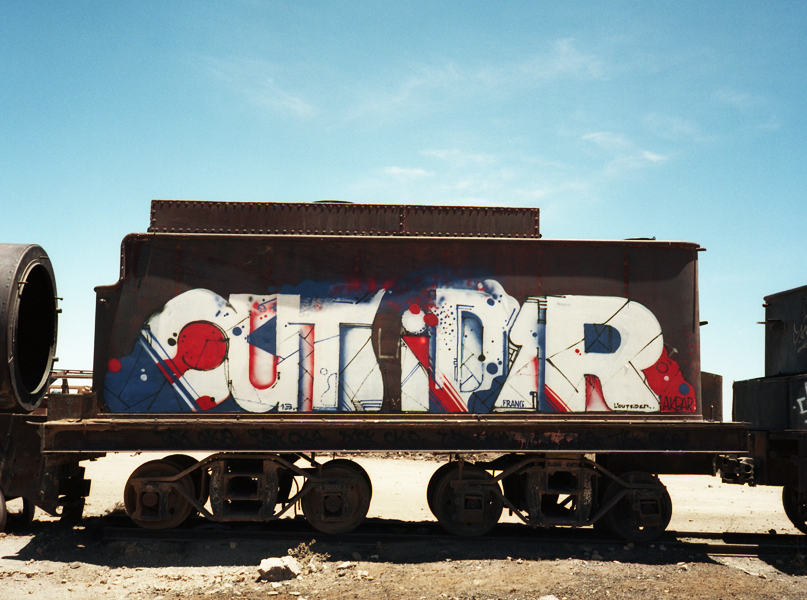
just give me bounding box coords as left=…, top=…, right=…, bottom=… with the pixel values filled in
left=148, top=200, right=541, bottom=238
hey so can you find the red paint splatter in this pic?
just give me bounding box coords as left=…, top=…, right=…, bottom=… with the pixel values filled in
left=424, top=313, right=439, bottom=327
left=643, top=347, right=697, bottom=413
left=196, top=396, right=217, bottom=411
left=408, top=304, right=421, bottom=315
left=585, top=375, right=610, bottom=411
left=403, top=335, right=430, bottom=368
left=544, top=386, right=571, bottom=412
left=430, top=377, right=467, bottom=413
left=108, top=358, right=122, bottom=373
left=166, top=321, right=228, bottom=378
left=249, top=301, right=277, bottom=390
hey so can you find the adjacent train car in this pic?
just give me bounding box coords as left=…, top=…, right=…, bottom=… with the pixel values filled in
left=0, top=201, right=750, bottom=540
left=722, top=284, right=807, bottom=533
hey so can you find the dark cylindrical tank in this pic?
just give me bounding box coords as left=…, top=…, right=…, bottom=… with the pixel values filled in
left=0, top=244, right=58, bottom=412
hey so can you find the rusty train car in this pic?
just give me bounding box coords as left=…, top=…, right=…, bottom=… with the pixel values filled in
left=723, top=284, right=807, bottom=533
left=0, top=200, right=794, bottom=541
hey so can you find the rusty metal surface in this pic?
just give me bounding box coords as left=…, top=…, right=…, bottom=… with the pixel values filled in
left=40, top=414, right=749, bottom=454
left=0, top=414, right=90, bottom=513
left=738, top=430, right=807, bottom=488
left=763, top=284, right=807, bottom=377
left=0, top=243, right=58, bottom=412
left=733, top=374, right=807, bottom=430
left=0, top=415, right=43, bottom=498
left=95, top=234, right=702, bottom=417
left=701, top=371, right=723, bottom=422
left=45, top=392, right=99, bottom=421
left=149, top=200, right=541, bottom=238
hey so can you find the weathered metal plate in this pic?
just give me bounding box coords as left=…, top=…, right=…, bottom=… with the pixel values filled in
left=40, top=415, right=749, bottom=454
left=733, top=377, right=789, bottom=429
left=95, top=235, right=703, bottom=419
left=700, top=371, right=723, bottom=422
left=733, top=374, right=807, bottom=430
left=763, top=284, right=807, bottom=377
left=149, top=201, right=541, bottom=238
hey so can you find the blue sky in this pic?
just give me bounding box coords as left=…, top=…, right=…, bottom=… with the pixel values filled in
left=1, top=2, right=805, bottom=415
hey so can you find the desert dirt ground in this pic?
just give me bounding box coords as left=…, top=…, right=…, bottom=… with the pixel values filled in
left=2, top=452, right=807, bottom=600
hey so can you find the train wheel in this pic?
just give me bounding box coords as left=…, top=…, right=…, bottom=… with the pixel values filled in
left=301, top=460, right=372, bottom=534
left=123, top=460, right=195, bottom=530
left=601, top=472, right=671, bottom=542
left=323, top=459, right=373, bottom=494
left=431, top=464, right=502, bottom=537
left=0, top=496, right=36, bottom=529
left=782, top=486, right=807, bottom=534
left=163, top=454, right=208, bottom=506
left=426, top=463, right=457, bottom=514
left=0, top=489, right=7, bottom=533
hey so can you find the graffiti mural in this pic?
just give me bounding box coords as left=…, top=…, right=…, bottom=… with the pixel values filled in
left=104, top=277, right=697, bottom=414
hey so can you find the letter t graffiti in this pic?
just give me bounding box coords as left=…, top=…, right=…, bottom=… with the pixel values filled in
left=798, top=383, right=807, bottom=425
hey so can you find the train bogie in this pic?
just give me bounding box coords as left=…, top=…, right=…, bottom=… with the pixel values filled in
left=424, top=456, right=672, bottom=541
left=118, top=453, right=374, bottom=535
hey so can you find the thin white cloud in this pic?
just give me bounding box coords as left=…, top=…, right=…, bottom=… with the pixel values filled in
left=582, top=132, right=632, bottom=151
left=583, top=131, right=667, bottom=174
left=344, top=64, right=462, bottom=122
left=342, top=38, right=607, bottom=123
left=713, top=88, right=765, bottom=111
left=350, top=145, right=592, bottom=211
left=604, top=151, right=667, bottom=174
left=518, top=38, right=607, bottom=81
left=198, top=56, right=317, bottom=119
left=514, top=180, right=589, bottom=201
left=420, top=149, right=496, bottom=167
left=756, top=116, right=782, bottom=131
left=643, top=113, right=701, bottom=141
left=383, top=166, right=432, bottom=178
left=640, top=150, right=665, bottom=163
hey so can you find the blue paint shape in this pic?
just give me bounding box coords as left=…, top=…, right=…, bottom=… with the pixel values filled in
left=104, top=337, right=246, bottom=413
left=232, top=326, right=242, bottom=336
left=468, top=374, right=506, bottom=413
left=486, top=362, right=499, bottom=374
left=584, top=323, right=621, bottom=354
left=679, top=383, right=690, bottom=395
left=104, top=344, right=196, bottom=413
left=246, top=316, right=277, bottom=354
